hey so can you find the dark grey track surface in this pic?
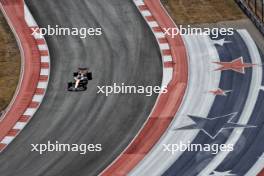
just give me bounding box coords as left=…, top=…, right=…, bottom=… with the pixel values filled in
left=0, top=0, right=162, bottom=176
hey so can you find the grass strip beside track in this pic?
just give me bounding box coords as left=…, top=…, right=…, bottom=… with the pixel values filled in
left=0, top=11, right=20, bottom=113
left=162, top=0, right=246, bottom=24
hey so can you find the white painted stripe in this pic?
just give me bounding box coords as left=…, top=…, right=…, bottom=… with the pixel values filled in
left=246, top=154, right=264, bottom=176
left=40, top=69, right=49, bottom=76
left=0, top=2, right=51, bottom=154
left=159, top=43, right=170, bottom=50
left=134, top=0, right=144, bottom=6
left=37, top=82, right=48, bottom=89
left=199, top=30, right=263, bottom=176
left=148, top=21, right=159, bottom=27
left=154, top=32, right=165, bottom=38
left=163, top=55, right=173, bottom=62
left=162, top=68, right=173, bottom=87
left=23, top=108, right=37, bottom=116
left=1, top=136, right=15, bottom=144
left=13, top=122, right=27, bottom=130
left=236, top=31, right=264, bottom=176
left=33, top=33, right=44, bottom=40
left=38, top=44, right=48, bottom=51
left=129, top=35, right=221, bottom=176
left=32, top=94, right=44, bottom=102
left=24, top=4, right=37, bottom=27
left=141, top=10, right=151, bottom=17
left=41, top=56, right=50, bottom=63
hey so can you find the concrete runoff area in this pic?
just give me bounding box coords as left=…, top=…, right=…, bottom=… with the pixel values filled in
left=162, top=0, right=264, bottom=54
left=0, top=0, right=162, bottom=176
left=189, top=19, right=264, bottom=54
left=0, top=11, right=20, bottom=113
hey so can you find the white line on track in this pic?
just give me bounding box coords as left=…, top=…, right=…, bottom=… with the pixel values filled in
left=129, top=35, right=221, bottom=176
left=148, top=21, right=159, bottom=27
left=246, top=153, right=264, bottom=176
left=199, top=30, right=263, bottom=176
left=243, top=31, right=264, bottom=176
left=13, top=122, right=27, bottom=130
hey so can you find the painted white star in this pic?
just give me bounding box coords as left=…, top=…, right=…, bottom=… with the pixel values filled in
left=212, top=38, right=232, bottom=46
left=209, top=170, right=236, bottom=176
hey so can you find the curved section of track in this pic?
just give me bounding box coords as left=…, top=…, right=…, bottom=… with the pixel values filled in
left=101, top=0, right=188, bottom=175
left=0, top=0, right=162, bottom=176
left=165, top=31, right=255, bottom=176
left=199, top=30, right=263, bottom=176
left=129, top=34, right=221, bottom=176
left=0, top=0, right=50, bottom=152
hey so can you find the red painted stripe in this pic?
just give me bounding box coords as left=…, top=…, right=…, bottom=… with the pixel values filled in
left=29, top=101, right=39, bottom=108
left=36, top=38, right=45, bottom=45
left=7, top=129, right=19, bottom=136
left=162, top=49, right=171, bottom=55
left=138, top=5, right=148, bottom=11
left=258, top=170, right=264, bottom=176
left=158, top=37, right=168, bottom=44
left=164, top=61, right=174, bottom=68
left=40, top=50, right=49, bottom=56
left=35, top=88, right=45, bottom=95
left=18, top=115, right=30, bottom=122
left=39, top=75, right=49, bottom=81
left=41, top=62, right=49, bottom=68
left=0, top=144, right=7, bottom=151
left=0, top=2, right=41, bottom=145
left=100, top=0, right=188, bottom=175
left=145, top=16, right=155, bottom=21
left=152, top=26, right=163, bottom=32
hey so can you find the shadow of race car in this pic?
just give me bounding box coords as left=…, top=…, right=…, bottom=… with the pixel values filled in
left=67, top=68, right=92, bottom=91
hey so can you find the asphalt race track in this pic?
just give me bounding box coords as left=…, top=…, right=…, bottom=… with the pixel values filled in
left=0, top=0, right=162, bottom=176
left=164, top=31, right=261, bottom=176
left=129, top=34, right=221, bottom=176
left=129, top=30, right=262, bottom=176
left=213, top=31, right=264, bottom=176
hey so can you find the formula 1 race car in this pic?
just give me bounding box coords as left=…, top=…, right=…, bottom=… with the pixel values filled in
left=67, top=68, right=92, bottom=91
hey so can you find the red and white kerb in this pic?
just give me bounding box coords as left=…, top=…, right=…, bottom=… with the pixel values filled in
left=134, top=0, right=173, bottom=88
left=0, top=4, right=50, bottom=152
